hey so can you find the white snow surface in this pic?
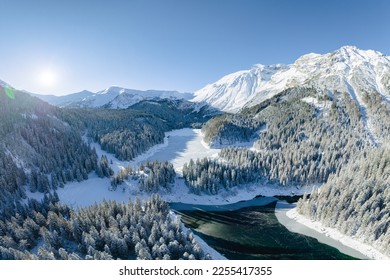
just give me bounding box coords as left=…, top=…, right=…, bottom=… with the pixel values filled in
left=0, top=79, right=10, bottom=87
left=284, top=207, right=389, bottom=260
left=301, top=97, right=331, bottom=111
left=85, top=128, right=220, bottom=175
left=193, top=46, right=390, bottom=113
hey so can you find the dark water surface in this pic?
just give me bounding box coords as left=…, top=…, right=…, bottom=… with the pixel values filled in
left=170, top=197, right=356, bottom=260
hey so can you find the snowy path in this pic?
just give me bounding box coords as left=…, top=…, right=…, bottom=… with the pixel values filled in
left=346, top=81, right=380, bottom=146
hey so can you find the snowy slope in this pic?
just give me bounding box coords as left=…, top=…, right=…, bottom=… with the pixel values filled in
left=0, top=79, right=11, bottom=88
left=32, top=90, right=95, bottom=107
left=105, top=87, right=194, bottom=109
left=36, top=86, right=194, bottom=108
left=193, top=46, right=390, bottom=113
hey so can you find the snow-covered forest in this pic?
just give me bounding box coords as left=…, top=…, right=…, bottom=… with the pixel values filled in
left=111, top=160, right=176, bottom=193
left=0, top=194, right=208, bottom=260
left=185, top=87, right=372, bottom=192
left=59, top=98, right=213, bottom=161
left=0, top=88, right=101, bottom=213
left=297, top=148, right=390, bottom=256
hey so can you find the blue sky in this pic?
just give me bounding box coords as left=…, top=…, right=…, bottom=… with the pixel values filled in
left=0, top=0, right=389, bottom=95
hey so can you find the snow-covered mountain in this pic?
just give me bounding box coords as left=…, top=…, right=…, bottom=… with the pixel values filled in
left=32, top=90, right=94, bottom=107
left=193, top=46, right=390, bottom=112
left=36, top=87, right=194, bottom=108
left=0, top=79, right=11, bottom=88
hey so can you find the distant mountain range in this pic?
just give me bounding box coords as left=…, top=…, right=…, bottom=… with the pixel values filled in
left=32, top=87, right=194, bottom=109
left=193, top=46, right=390, bottom=112
left=2, top=46, right=389, bottom=114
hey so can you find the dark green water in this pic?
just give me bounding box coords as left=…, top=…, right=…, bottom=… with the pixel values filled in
left=170, top=197, right=356, bottom=260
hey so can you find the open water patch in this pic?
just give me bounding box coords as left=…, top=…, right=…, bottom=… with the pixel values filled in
left=170, top=197, right=357, bottom=260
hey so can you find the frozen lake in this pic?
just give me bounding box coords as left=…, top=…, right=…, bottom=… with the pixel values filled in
left=85, top=128, right=220, bottom=175
left=140, top=128, right=220, bottom=174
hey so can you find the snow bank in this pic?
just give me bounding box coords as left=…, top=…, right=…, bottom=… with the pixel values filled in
left=163, top=179, right=314, bottom=206
left=284, top=207, right=389, bottom=260
left=301, top=97, right=331, bottom=110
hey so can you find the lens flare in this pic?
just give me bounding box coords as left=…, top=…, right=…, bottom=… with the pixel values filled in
left=4, top=86, right=15, bottom=99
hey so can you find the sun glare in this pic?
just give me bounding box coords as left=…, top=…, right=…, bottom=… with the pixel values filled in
left=39, top=69, right=57, bottom=88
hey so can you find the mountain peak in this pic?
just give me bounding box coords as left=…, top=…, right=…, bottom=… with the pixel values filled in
left=193, top=46, right=390, bottom=113
left=339, top=45, right=359, bottom=52
left=98, top=86, right=123, bottom=95
left=333, top=45, right=387, bottom=63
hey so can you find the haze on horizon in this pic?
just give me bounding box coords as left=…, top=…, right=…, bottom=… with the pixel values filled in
left=0, top=0, right=389, bottom=96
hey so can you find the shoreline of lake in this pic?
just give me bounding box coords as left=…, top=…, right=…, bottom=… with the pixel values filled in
left=276, top=202, right=388, bottom=260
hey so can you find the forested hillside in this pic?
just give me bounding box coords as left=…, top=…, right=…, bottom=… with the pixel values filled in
left=58, top=98, right=215, bottom=161
left=0, top=87, right=100, bottom=212
left=186, top=87, right=372, bottom=193
left=0, top=86, right=213, bottom=212
left=1, top=69, right=389, bottom=258
left=0, top=195, right=208, bottom=260
left=297, top=148, right=390, bottom=256
left=196, top=85, right=389, bottom=255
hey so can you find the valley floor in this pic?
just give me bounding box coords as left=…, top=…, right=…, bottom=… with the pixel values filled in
left=56, top=128, right=386, bottom=260
left=59, top=128, right=314, bottom=207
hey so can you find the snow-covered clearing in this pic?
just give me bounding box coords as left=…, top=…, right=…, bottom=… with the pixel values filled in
left=142, top=129, right=220, bottom=175
left=86, top=128, right=220, bottom=175
left=276, top=202, right=388, bottom=260
left=301, top=96, right=331, bottom=111
left=57, top=175, right=123, bottom=208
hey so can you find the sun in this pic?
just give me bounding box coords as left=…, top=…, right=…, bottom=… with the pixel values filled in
left=39, top=69, right=57, bottom=88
